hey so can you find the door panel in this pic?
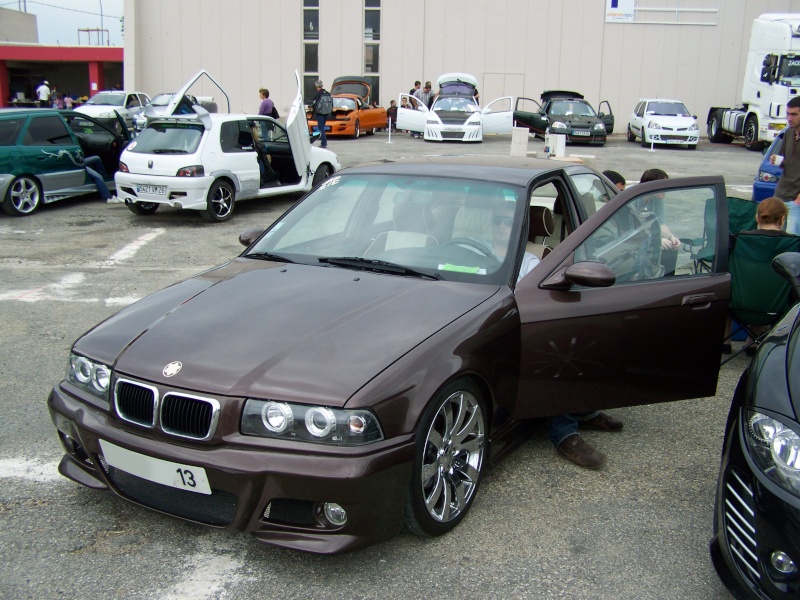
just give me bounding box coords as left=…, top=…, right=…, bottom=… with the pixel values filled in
left=512, top=176, right=729, bottom=419
left=482, top=97, right=514, bottom=134
left=396, top=94, right=427, bottom=132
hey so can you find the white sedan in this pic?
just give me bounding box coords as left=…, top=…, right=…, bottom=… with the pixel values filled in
left=627, top=98, right=699, bottom=149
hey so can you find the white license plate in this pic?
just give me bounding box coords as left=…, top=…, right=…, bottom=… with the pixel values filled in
left=137, top=184, right=166, bottom=195
left=665, top=139, right=685, bottom=144
left=99, top=439, right=212, bottom=495
left=443, top=127, right=462, bottom=132
left=572, top=131, right=590, bottom=136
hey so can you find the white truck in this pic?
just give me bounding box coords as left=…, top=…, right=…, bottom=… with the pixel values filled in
left=707, top=13, right=800, bottom=150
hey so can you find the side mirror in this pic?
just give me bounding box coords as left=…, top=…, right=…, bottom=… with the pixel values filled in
left=541, top=261, right=616, bottom=290
left=598, top=112, right=605, bottom=117
left=239, top=228, right=265, bottom=247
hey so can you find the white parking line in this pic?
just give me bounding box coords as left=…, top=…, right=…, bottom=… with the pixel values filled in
left=161, top=538, right=246, bottom=600
left=0, top=457, right=62, bottom=483
left=105, top=229, right=165, bottom=264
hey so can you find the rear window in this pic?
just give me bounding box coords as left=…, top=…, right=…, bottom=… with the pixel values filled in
left=0, top=118, right=24, bottom=146
left=128, top=122, right=204, bottom=154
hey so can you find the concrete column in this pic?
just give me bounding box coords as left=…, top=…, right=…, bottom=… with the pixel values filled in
left=88, top=61, right=105, bottom=96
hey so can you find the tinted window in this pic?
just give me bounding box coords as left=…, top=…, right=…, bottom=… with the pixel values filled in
left=220, top=121, right=252, bottom=153
left=85, top=92, right=125, bottom=106
left=128, top=122, right=204, bottom=154
left=23, top=116, right=73, bottom=146
left=0, top=118, right=24, bottom=146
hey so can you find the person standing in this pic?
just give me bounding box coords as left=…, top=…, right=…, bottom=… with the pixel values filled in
left=257, top=88, right=274, bottom=116
left=35, top=80, right=50, bottom=108
left=411, top=83, right=433, bottom=138
left=311, top=80, right=332, bottom=148
left=386, top=99, right=398, bottom=131
left=409, top=80, right=421, bottom=95
left=770, top=95, right=800, bottom=235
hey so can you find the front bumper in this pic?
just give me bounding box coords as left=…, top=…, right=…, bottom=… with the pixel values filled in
left=424, top=123, right=482, bottom=142
left=643, top=128, right=699, bottom=145
left=115, top=172, right=213, bottom=211
left=711, top=412, right=800, bottom=599
left=563, top=130, right=606, bottom=144
left=48, top=382, right=414, bottom=554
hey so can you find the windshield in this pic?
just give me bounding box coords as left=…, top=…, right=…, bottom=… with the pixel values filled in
left=779, top=55, right=800, bottom=82
left=84, top=92, right=125, bottom=106
left=646, top=101, right=691, bottom=117
left=150, top=94, right=176, bottom=106
left=246, top=173, right=527, bottom=285
left=432, top=97, right=479, bottom=113
left=550, top=100, right=596, bottom=117
left=126, top=122, right=204, bottom=154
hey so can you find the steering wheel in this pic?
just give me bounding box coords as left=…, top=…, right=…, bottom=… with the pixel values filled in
left=444, top=237, right=495, bottom=258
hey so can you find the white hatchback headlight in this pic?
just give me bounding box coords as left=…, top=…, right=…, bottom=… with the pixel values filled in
left=688, top=123, right=698, bottom=131
left=647, top=121, right=662, bottom=129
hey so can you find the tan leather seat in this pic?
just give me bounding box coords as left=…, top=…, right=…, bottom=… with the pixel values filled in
left=526, top=205, right=554, bottom=259
left=364, top=191, right=438, bottom=257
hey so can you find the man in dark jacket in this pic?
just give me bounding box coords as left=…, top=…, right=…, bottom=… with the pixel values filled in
left=772, top=95, right=800, bottom=235
left=311, top=80, right=330, bottom=148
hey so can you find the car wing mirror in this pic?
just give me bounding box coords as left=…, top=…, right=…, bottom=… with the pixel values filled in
left=239, top=228, right=265, bottom=247
left=541, top=261, right=616, bottom=290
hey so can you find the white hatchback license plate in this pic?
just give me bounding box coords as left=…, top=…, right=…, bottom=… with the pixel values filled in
left=137, top=184, right=166, bottom=195
left=99, top=439, right=212, bottom=495
left=572, top=130, right=590, bottom=136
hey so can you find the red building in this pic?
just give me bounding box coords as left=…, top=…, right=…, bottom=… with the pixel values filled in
left=0, top=44, right=123, bottom=107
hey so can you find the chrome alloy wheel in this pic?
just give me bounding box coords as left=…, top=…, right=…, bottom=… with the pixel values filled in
left=420, top=389, right=485, bottom=523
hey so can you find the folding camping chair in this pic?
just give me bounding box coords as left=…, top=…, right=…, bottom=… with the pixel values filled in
left=722, top=231, right=800, bottom=363
left=681, top=197, right=757, bottom=274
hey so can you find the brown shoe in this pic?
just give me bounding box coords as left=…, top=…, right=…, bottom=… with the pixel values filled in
left=556, top=434, right=607, bottom=469
left=578, top=412, right=623, bottom=432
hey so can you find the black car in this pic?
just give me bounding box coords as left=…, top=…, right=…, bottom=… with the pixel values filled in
left=514, top=90, right=614, bottom=145
left=711, top=253, right=800, bottom=599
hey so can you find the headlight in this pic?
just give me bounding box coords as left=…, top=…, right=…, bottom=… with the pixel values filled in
left=757, top=170, right=779, bottom=183
left=241, top=399, right=384, bottom=445
left=551, top=121, right=567, bottom=129
left=466, top=120, right=481, bottom=126
left=67, top=353, right=111, bottom=401
left=744, top=410, right=800, bottom=496
left=647, top=121, right=662, bottom=129
left=594, top=123, right=606, bottom=131
left=688, top=123, right=698, bottom=131
left=426, top=119, right=439, bottom=125
left=98, top=112, right=115, bottom=119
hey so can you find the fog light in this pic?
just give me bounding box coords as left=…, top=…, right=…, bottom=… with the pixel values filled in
left=771, top=551, right=797, bottom=575
left=323, top=502, right=347, bottom=526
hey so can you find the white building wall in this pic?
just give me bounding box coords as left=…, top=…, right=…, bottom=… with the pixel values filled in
left=125, top=0, right=800, bottom=126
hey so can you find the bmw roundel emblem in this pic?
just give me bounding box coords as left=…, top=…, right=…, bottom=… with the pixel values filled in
left=163, top=361, right=182, bottom=377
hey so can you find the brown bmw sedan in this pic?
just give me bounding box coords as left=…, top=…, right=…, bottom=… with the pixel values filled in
left=49, top=156, right=731, bottom=553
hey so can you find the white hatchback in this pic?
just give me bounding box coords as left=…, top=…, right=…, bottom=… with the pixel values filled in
left=115, top=74, right=340, bottom=222
left=627, top=98, right=699, bottom=149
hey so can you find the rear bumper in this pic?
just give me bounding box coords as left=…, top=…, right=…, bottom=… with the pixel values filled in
left=115, top=172, right=212, bottom=210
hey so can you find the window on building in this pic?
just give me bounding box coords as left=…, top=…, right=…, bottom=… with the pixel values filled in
left=303, top=0, right=320, bottom=102
left=364, top=1, right=380, bottom=103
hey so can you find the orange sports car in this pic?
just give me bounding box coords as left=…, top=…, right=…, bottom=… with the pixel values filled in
left=307, top=76, right=387, bottom=138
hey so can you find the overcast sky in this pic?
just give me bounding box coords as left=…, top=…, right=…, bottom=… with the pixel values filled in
left=2, top=0, right=125, bottom=46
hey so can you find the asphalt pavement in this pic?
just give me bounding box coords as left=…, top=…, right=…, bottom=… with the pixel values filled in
left=0, top=130, right=763, bottom=599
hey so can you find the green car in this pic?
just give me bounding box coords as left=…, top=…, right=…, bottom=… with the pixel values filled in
left=514, top=90, right=614, bottom=145
left=0, top=108, right=130, bottom=216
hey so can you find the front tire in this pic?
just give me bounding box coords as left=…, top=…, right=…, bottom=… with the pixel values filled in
left=744, top=115, right=764, bottom=151
left=126, top=201, right=159, bottom=215
left=404, top=379, right=487, bottom=537
left=201, top=180, right=235, bottom=222
left=2, top=175, right=42, bottom=216
left=353, top=120, right=361, bottom=139
left=627, top=126, right=636, bottom=142
left=641, top=132, right=650, bottom=148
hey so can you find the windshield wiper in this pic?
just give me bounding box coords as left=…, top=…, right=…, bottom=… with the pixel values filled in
left=246, top=252, right=296, bottom=264
left=318, top=256, right=441, bottom=280
left=151, top=149, right=189, bottom=154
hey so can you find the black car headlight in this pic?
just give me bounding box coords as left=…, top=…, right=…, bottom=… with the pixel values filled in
left=241, top=399, right=384, bottom=445
left=66, top=353, right=111, bottom=401
left=745, top=409, right=800, bottom=496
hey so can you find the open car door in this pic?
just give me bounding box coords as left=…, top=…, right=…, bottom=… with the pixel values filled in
left=598, top=100, right=614, bottom=134
left=514, top=97, right=545, bottom=134
left=482, top=96, right=514, bottom=134
left=512, top=176, right=730, bottom=419
left=286, top=70, right=312, bottom=180
left=396, top=93, right=428, bottom=133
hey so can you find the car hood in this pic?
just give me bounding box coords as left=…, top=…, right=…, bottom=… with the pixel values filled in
left=74, top=259, right=498, bottom=406
left=549, top=114, right=600, bottom=127
left=331, top=80, right=371, bottom=102
left=75, top=104, right=125, bottom=116
left=643, top=115, right=696, bottom=128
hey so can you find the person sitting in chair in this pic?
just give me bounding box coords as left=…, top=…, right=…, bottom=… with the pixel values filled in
left=250, top=124, right=279, bottom=187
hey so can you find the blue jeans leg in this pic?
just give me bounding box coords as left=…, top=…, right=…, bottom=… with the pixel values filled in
left=548, top=411, right=600, bottom=447
left=316, top=115, right=327, bottom=147
left=787, top=200, right=800, bottom=236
